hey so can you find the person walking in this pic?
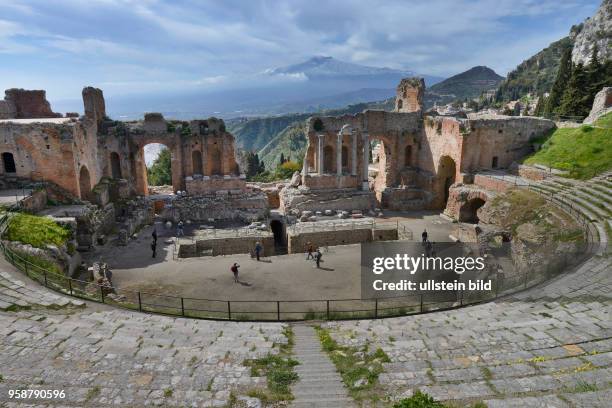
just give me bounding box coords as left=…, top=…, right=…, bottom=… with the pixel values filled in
left=231, top=262, right=240, bottom=283
left=421, top=229, right=428, bottom=244
left=315, top=249, right=322, bottom=268
left=177, top=220, right=184, bottom=237
left=306, top=242, right=314, bottom=260
left=152, top=228, right=158, bottom=244
left=151, top=239, right=157, bottom=258
left=254, top=241, right=262, bottom=261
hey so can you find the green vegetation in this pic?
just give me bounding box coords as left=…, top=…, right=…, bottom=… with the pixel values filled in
left=244, top=327, right=299, bottom=403
left=524, top=116, right=612, bottom=179
left=5, top=213, right=71, bottom=248
left=488, top=189, right=583, bottom=243
left=11, top=250, right=63, bottom=275
left=393, top=390, right=487, bottom=408
left=545, top=45, right=612, bottom=119
left=85, top=386, right=101, bottom=402
left=595, top=110, right=612, bottom=128
left=251, top=160, right=302, bottom=182
left=315, top=326, right=390, bottom=403
left=425, top=66, right=503, bottom=107
left=258, top=121, right=308, bottom=169
left=393, top=390, right=446, bottom=408
left=147, top=148, right=172, bottom=186
left=495, top=36, right=574, bottom=103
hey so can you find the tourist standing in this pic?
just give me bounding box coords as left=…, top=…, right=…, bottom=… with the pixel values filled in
left=255, top=241, right=262, bottom=261
left=422, top=229, right=428, bottom=243
left=306, top=242, right=314, bottom=260
left=177, top=220, right=184, bottom=237
left=151, top=239, right=156, bottom=258
left=315, top=249, right=322, bottom=268
left=231, top=262, right=240, bottom=283
left=152, top=228, right=158, bottom=244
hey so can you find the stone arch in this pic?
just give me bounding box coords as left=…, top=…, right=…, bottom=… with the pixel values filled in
left=208, top=145, right=222, bottom=176
left=192, top=150, right=203, bottom=175
left=270, top=219, right=285, bottom=249
left=323, top=145, right=334, bottom=173
left=110, top=151, right=122, bottom=179
left=79, top=165, right=92, bottom=201
left=459, top=197, right=486, bottom=223
left=438, top=155, right=456, bottom=205
left=2, top=152, right=16, bottom=173
left=404, top=145, right=412, bottom=167
left=491, top=156, right=499, bottom=169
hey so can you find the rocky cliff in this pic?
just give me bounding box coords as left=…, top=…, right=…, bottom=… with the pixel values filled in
left=572, top=0, right=612, bottom=65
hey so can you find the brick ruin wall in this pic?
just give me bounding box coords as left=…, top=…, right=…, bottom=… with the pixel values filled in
left=1, top=89, right=61, bottom=119
left=179, top=235, right=275, bottom=258
left=286, top=226, right=397, bottom=254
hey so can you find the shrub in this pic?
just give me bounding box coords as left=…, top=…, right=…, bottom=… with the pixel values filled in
left=5, top=213, right=71, bottom=248
left=393, top=390, right=446, bottom=408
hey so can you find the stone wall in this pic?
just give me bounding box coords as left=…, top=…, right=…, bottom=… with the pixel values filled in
left=584, top=87, right=612, bottom=124
left=179, top=235, right=274, bottom=257
left=444, top=184, right=496, bottom=221
left=20, top=189, right=47, bottom=213
left=3, top=89, right=61, bottom=119
left=82, top=87, right=106, bottom=125
left=161, top=192, right=268, bottom=222
left=287, top=226, right=397, bottom=253
left=280, top=186, right=376, bottom=213
left=395, top=77, right=425, bottom=113
left=185, top=176, right=247, bottom=195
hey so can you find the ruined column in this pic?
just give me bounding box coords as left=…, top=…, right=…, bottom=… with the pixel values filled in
left=362, top=132, right=370, bottom=190
left=336, top=132, right=342, bottom=176
left=317, top=134, right=325, bottom=175
left=351, top=130, right=357, bottom=176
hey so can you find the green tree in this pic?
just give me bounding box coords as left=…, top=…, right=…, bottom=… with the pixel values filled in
left=544, top=47, right=572, bottom=116
left=147, top=148, right=172, bottom=186
left=557, top=63, right=591, bottom=118
left=533, top=94, right=546, bottom=116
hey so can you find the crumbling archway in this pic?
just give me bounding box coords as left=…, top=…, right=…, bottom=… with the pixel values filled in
left=79, top=165, right=92, bottom=201
left=2, top=152, right=16, bottom=173
left=438, top=155, right=456, bottom=205
left=270, top=220, right=285, bottom=251
left=459, top=197, right=486, bottom=223
left=110, top=152, right=122, bottom=179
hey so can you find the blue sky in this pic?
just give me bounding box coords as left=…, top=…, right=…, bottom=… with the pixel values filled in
left=0, top=0, right=602, bottom=100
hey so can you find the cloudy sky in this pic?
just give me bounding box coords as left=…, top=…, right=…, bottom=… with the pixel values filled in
left=0, top=0, right=602, bottom=100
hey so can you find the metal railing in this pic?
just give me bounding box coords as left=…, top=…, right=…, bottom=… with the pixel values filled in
left=0, top=179, right=601, bottom=322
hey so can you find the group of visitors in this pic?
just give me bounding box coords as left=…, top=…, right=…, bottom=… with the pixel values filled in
left=305, top=242, right=323, bottom=268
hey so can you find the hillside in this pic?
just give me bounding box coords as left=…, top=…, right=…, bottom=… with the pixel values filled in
left=523, top=112, right=612, bottom=179
left=572, top=0, right=612, bottom=65
left=425, top=66, right=503, bottom=106
left=495, top=36, right=575, bottom=102
left=226, top=99, right=393, bottom=158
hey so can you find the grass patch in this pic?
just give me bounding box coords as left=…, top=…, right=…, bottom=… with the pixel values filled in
left=393, top=390, right=488, bottom=407
left=243, top=327, right=299, bottom=403
left=11, top=249, right=63, bottom=275
left=315, top=326, right=390, bottom=403
left=4, top=213, right=71, bottom=248
left=595, top=111, right=612, bottom=128
left=524, top=120, right=612, bottom=179
left=85, top=385, right=100, bottom=402
left=572, top=380, right=598, bottom=393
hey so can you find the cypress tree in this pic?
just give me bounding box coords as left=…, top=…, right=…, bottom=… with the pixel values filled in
left=557, top=63, right=590, bottom=118
left=544, top=47, right=572, bottom=116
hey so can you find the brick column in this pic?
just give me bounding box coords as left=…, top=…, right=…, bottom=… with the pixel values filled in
left=362, top=132, right=370, bottom=190
left=336, top=132, right=342, bottom=176
left=317, top=134, right=325, bottom=175
left=351, top=130, right=357, bottom=176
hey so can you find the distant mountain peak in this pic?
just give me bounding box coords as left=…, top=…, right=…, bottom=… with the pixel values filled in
left=267, top=56, right=415, bottom=78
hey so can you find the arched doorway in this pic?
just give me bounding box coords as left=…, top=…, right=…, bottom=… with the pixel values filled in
left=79, top=166, right=92, bottom=201
left=323, top=145, right=334, bottom=173
left=110, top=152, right=122, bottom=179
left=405, top=145, right=412, bottom=167
left=341, top=146, right=349, bottom=173
left=438, top=155, right=456, bottom=205
left=2, top=152, right=16, bottom=173
left=491, top=156, right=499, bottom=169
left=459, top=198, right=486, bottom=223
left=143, top=143, right=173, bottom=193
left=192, top=150, right=203, bottom=175
left=208, top=146, right=222, bottom=175
left=270, top=220, right=285, bottom=253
